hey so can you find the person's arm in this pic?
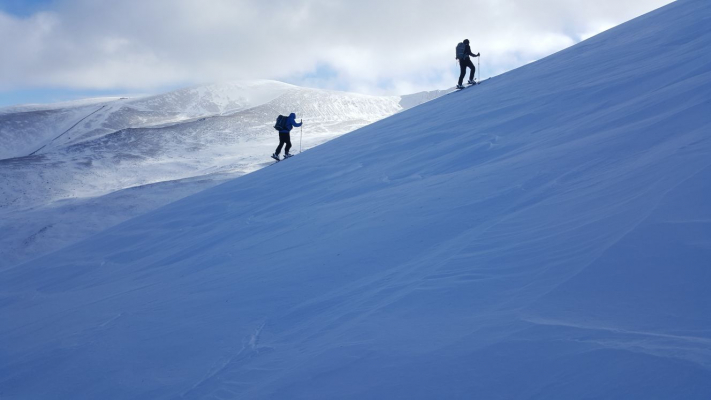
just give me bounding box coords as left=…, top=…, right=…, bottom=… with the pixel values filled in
left=287, top=114, right=302, bottom=128
left=290, top=117, right=304, bottom=128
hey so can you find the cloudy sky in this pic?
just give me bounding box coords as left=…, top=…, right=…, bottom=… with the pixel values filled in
left=0, top=0, right=673, bottom=106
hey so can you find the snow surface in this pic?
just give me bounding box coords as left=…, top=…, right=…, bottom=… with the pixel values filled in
left=0, top=81, right=440, bottom=269
left=2, top=0, right=711, bottom=398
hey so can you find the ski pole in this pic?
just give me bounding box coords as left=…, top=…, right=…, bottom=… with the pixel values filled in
left=300, top=124, right=303, bottom=153
left=478, top=54, right=481, bottom=83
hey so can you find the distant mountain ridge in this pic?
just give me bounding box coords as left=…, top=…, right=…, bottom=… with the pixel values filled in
left=0, top=80, right=444, bottom=160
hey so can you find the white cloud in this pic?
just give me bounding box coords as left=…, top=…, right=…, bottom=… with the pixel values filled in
left=579, top=23, right=617, bottom=41
left=0, top=0, right=674, bottom=95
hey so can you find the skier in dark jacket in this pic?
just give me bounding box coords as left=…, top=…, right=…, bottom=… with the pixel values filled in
left=456, top=39, right=480, bottom=89
left=272, top=113, right=302, bottom=161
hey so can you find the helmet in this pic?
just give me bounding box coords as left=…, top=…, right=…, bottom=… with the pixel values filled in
left=463, top=39, right=470, bottom=44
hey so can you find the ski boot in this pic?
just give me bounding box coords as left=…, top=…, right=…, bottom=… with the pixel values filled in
left=271, top=153, right=280, bottom=161
left=283, top=153, right=294, bottom=159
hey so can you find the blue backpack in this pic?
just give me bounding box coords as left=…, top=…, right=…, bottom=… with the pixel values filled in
left=274, top=115, right=288, bottom=131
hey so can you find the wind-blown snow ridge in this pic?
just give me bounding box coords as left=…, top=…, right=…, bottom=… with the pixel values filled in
left=0, top=97, right=123, bottom=114
left=2, top=0, right=711, bottom=398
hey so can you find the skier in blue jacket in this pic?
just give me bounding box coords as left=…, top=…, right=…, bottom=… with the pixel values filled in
left=272, top=113, right=302, bottom=161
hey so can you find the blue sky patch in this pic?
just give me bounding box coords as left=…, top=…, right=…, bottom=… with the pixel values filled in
left=0, top=0, right=55, bottom=17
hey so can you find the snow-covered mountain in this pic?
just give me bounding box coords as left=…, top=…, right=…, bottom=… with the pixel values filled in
left=0, top=80, right=379, bottom=159
left=0, top=81, right=442, bottom=269
left=2, top=0, right=711, bottom=398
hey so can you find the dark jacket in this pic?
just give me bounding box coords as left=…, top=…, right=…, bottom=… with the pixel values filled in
left=463, top=43, right=478, bottom=58
left=280, top=113, right=303, bottom=133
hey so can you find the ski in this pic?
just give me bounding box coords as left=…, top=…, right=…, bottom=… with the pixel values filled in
left=270, top=154, right=294, bottom=164
left=450, top=83, right=477, bottom=94
left=449, top=79, right=491, bottom=95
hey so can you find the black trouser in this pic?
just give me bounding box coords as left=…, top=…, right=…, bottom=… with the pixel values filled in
left=275, top=132, right=292, bottom=155
left=458, top=58, right=475, bottom=86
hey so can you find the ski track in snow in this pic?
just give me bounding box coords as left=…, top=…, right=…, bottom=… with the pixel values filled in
left=28, top=105, right=107, bottom=156
left=180, top=321, right=269, bottom=399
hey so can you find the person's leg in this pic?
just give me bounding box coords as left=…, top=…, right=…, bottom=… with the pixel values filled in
left=275, top=133, right=287, bottom=155
left=458, top=59, right=467, bottom=86
left=284, top=133, right=292, bottom=155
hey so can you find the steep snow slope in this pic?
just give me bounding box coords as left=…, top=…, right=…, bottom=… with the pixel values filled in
left=2, top=0, right=711, bottom=399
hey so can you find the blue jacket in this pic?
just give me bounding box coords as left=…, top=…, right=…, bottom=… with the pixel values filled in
left=280, top=113, right=303, bottom=133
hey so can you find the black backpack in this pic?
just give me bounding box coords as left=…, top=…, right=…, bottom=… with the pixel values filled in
left=274, top=115, right=288, bottom=131
left=456, top=42, right=466, bottom=59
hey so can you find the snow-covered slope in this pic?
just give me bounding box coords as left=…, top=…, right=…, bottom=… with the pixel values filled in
left=2, top=0, right=711, bottom=398
left=0, top=82, right=440, bottom=269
